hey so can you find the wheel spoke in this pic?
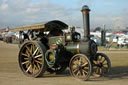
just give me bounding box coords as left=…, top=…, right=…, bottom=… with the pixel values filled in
left=93, top=60, right=98, bottom=64
left=24, top=57, right=29, bottom=60
left=32, top=44, right=35, bottom=53
left=83, top=71, right=86, bottom=77
left=82, top=69, right=88, bottom=74
left=35, top=60, right=42, bottom=64
left=30, top=64, right=33, bottom=73
left=79, top=71, right=82, bottom=77
left=103, top=64, right=108, bottom=68
left=26, top=64, right=31, bottom=72
left=36, top=48, right=41, bottom=55
left=96, top=67, right=99, bottom=73
left=76, top=71, right=80, bottom=76
left=35, top=64, right=39, bottom=70
left=83, top=67, right=89, bottom=70
left=34, top=54, right=43, bottom=58
left=30, top=45, right=33, bottom=53
left=37, top=63, right=40, bottom=70
left=100, top=68, right=102, bottom=74
left=26, top=46, right=32, bottom=54
left=73, top=64, right=77, bottom=69
left=32, top=65, right=35, bottom=74
left=37, top=58, right=43, bottom=61
left=82, top=62, right=88, bottom=67
left=21, top=53, right=29, bottom=57
left=22, top=61, right=29, bottom=65
left=99, top=56, right=102, bottom=61
left=73, top=60, right=79, bottom=65
left=102, top=58, right=106, bottom=63
left=26, top=62, right=30, bottom=68
left=102, top=67, right=106, bottom=73
left=103, top=63, right=108, bottom=65
left=33, top=47, right=39, bottom=56
left=26, top=50, right=30, bottom=57
left=79, top=57, right=82, bottom=65
left=73, top=68, right=78, bottom=73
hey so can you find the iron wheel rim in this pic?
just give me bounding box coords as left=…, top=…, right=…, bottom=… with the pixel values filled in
left=93, top=53, right=111, bottom=76
left=19, top=41, right=45, bottom=77
left=69, top=54, right=91, bottom=81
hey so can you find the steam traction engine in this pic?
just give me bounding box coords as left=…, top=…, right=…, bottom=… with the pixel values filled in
left=14, top=5, right=111, bottom=81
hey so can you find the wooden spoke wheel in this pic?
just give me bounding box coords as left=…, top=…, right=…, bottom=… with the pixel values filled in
left=47, top=64, right=67, bottom=74
left=69, top=54, right=92, bottom=81
left=93, top=53, right=111, bottom=76
left=18, top=41, right=47, bottom=77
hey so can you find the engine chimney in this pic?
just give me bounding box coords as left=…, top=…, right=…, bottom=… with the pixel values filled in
left=81, top=5, right=90, bottom=40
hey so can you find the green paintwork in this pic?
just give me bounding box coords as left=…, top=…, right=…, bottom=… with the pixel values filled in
left=48, top=36, right=65, bottom=48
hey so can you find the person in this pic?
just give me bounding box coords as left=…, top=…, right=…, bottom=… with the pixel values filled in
left=116, top=36, right=119, bottom=48
left=70, top=26, right=81, bottom=41
left=48, top=29, right=63, bottom=36
left=23, top=31, right=29, bottom=40
left=28, top=30, right=38, bottom=40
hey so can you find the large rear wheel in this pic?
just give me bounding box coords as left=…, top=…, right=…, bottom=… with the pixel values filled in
left=18, top=41, right=47, bottom=77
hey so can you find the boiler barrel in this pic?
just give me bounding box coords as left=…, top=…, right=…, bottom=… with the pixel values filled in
left=65, top=41, right=90, bottom=55
left=65, top=40, right=97, bottom=56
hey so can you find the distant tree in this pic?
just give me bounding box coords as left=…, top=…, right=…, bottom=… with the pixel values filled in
left=122, top=27, right=128, bottom=33
left=93, top=27, right=102, bottom=32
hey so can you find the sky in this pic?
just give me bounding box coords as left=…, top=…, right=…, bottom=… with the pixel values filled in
left=0, top=0, right=128, bottom=30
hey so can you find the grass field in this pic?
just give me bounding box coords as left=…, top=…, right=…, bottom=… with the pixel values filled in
left=108, top=53, right=128, bottom=74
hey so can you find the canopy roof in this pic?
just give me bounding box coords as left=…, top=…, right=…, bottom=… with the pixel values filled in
left=11, top=20, right=68, bottom=32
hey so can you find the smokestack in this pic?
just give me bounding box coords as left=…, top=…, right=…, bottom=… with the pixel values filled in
left=101, top=24, right=106, bottom=46
left=81, top=5, right=90, bottom=40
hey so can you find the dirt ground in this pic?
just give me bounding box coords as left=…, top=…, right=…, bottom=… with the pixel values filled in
left=0, top=41, right=128, bottom=85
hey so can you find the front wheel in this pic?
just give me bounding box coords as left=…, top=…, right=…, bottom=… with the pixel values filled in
left=69, top=54, right=92, bottom=81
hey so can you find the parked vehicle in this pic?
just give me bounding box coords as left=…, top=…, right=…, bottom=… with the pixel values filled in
left=91, top=35, right=101, bottom=45
left=0, top=35, right=3, bottom=40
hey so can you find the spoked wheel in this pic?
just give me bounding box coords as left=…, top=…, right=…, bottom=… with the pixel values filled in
left=69, top=54, right=92, bottom=81
left=93, top=53, right=111, bottom=76
left=18, top=41, right=47, bottom=77
left=47, top=64, right=67, bottom=74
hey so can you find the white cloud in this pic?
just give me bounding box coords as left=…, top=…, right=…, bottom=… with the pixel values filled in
left=25, top=8, right=40, bottom=14
left=0, top=0, right=80, bottom=28
left=0, top=3, right=8, bottom=10
left=0, top=0, right=128, bottom=30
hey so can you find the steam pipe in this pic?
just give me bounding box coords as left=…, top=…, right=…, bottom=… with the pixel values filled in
left=81, top=5, right=90, bottom=40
